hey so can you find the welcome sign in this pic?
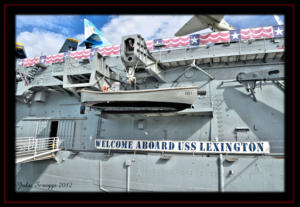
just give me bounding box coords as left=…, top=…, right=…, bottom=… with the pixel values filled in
left=95, top=139, right=270, bottom=154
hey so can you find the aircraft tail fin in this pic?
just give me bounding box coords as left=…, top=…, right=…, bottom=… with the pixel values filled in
left=79, top=18, right=111, bottom=48
left=273, top=15, right=283, bottom=25
left=16, top=42, right=27, bottom=59
left=59, top=38, right=78, bottom=53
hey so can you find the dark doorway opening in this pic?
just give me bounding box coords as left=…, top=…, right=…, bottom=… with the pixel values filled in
left=49, top=121, right=59, bottom=150
left=50, top=121, right=58, bottom=137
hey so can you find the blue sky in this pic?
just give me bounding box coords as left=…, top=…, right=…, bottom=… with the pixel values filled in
left=16, top=15, right=284, bottom=58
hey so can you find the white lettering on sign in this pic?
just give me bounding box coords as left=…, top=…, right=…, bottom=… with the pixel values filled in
left=94, top=139, right=270, bottom=154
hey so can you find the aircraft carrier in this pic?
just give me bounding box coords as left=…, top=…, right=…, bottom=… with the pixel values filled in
left=15, top=23, right=285, bottom=192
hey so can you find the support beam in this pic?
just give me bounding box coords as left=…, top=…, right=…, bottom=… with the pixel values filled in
left=191, top=60, right=214, bottom=80
left=70, top=75, right=81, bottom=81
left=99, top=160, right=109, bottom=192
left=125, top=160, right=132, bottom=192
left=219, top=154, right=224, bottom=192
left=145, top=64, right=166, bottom=83
left=78, top=74, right=89, bottom=81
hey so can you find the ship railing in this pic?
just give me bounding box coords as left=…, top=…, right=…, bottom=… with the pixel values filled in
left=15, top=137, right=62, bottom=163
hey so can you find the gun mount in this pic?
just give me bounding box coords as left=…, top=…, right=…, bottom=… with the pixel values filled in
left=236, top=68, right=284, bottom=102
left=220, top=68, right=284, bottom=102
left=121, top=34, right=166, bottom=89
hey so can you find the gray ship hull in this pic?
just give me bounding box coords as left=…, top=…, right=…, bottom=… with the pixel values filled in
left=15, top=32, right=285, bottom=192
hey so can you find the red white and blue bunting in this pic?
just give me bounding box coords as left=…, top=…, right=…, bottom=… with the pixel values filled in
left=20, top=25, right=284, bottom=67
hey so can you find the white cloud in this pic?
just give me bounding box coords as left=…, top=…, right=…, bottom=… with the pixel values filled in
left=74, top=33, right=85, bottom=42
left=100, top=15, right=193, bottom=44
left=74, top=33, right=85, bottom=49
left=17, top=28, right=67, bottom=58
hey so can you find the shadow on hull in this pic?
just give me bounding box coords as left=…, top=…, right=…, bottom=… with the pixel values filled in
left=90, top=101, right=192, bottom=113
left=223, top=87, right=284, bottom=153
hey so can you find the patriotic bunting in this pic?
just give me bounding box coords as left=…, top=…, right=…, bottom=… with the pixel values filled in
left=200, top=31, right=230, bottom=44
left=240, top=26, right=274, bottom=40
left=230, top=30, right=241, bottom=42
left=273, top=25, right=284, bottom=37
left=23, top=57, right=40, bottom=67
left=39, top=56, right=46, bottom=64
left=45, top=53, right=64, bottom=64
left=17, top=59, right=24, bottom=67
left=190, top=34, right=200, bottom=46
left=146, top=40, right=154, bottom=50
left=70, top=49, right=91, bottom=60
left=162, top=36, right=190, bottom=48
left=89, top=48, right=98, bottom=59
left=97, top=45, right=120, bottom=56
left=153, top=39, right=163, bottom=50
left=20, top=25, right=284, bottom=67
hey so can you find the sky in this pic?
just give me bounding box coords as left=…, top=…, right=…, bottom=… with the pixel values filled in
left=16, top=15, right=284, bottom=58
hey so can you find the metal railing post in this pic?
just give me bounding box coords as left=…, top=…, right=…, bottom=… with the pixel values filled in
left=27, top=137, right=31, bottom=151
left=52, top=137, right=55, bottom=150
left=34, top=138, right=37, bottom=160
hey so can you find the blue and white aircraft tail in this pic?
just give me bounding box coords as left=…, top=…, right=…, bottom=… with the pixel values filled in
left=79, top=18, right=112, bottom=48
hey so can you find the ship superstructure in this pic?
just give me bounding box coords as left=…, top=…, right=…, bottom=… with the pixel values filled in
left=16, top=25, right=284, bottom=192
